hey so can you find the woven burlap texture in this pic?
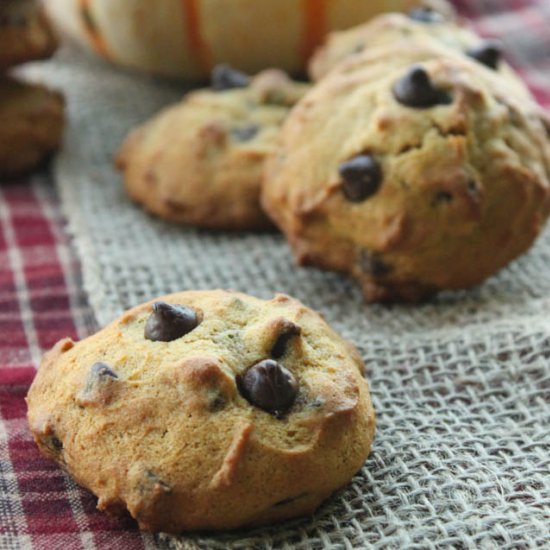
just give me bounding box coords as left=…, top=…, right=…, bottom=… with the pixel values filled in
left=23, top=47, right=550, bottom=549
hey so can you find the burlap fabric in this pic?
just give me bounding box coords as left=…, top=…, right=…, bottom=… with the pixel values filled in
left=20, top=32, right=550, bottom=549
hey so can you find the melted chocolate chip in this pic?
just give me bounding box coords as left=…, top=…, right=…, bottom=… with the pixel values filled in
left=211, top=64, right=250, bottom=91
left=43, top=435, right=63, bottom=453
left=392, top=66, right=452, bottom=108
left=142, top=470, right=172, bottom=494
left=237, top=359, right=298, bottom=418
left=435, top=190, right=453, bottom=204
left=360, top=250, right=392, bottom=278
left=467, top=180, right=479, bottom=196
left=144, top=302, right=199, bottom=342
left=408, top=7, right=446, bottom=23
left=90, top=362, right=118, bottom=380
left=466, top=40, right=502, bottom=70
left=271, top=321, right=301, bottom=358
left=231, top=124, right=259, bottom=142
left=339, top=155, right=383, bottom=202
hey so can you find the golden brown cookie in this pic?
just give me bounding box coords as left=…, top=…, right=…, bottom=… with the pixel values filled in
left=26, top=289, right=375, bottom=533
left=309, top=11, right=508, bottom=83
left=0, top=0, right=58, bottom=70
left=116, top=67, right=309, bottom=231
left=0, top=77, right=65, bottom=177
left=262, top=44, right=550, bottom=303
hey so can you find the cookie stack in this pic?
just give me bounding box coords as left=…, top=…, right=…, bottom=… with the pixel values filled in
left=0, top=0, right=64, bottom=177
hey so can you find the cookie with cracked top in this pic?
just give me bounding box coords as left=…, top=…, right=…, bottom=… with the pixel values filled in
left=116, top=68, right=309, bottom=231
left=0, top=77, right=64, bottom=177
left=0, top=0, right=58, bottom=70
left=26, top=289, right=375, bottom=533
left=262, top=43, right=550, bottom=302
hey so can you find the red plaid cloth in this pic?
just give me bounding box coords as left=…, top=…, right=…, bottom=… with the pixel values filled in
left=1, top=1, right=549, bottom=548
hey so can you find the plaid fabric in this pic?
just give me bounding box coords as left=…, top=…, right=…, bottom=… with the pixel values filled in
left=1, top=1, right=549, bottom=548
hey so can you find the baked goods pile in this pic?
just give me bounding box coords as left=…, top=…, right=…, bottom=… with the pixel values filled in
left=117, top=7, right=550, bottom=303
left=27, top=2, right=550, bottom=537
left=0, top=0, right=64, bottom=176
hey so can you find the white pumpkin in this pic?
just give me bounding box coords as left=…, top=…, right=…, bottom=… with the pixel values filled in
left=44, top=0, right=452, bottom=79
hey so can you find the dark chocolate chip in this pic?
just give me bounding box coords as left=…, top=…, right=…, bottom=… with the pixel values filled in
left=466, top=40, right=502, bottom=70
left=90, top=362, right=118, bottom=380
left=339, top=155, right=383, bottom=202
left=360, top=250, right=393, bottom=278
left=271, top=321, right=301, bottom=359
left=43, top=435, right=63, bottom=453
left=231, top=124, right=259, bottom=142
left=408, top=7, right=446, bottom=23
left=209, top=394, right=227, bottom=412
left=211, top=64, right=250, bottom=91
left=392, top=65, right=452, bottom=108
left=144, top=302, right=199, bottom=342
left=435, top=190, right=453, bottom=204
left=467, top=180, right=479, bottom=195
left=143, top=470, right=172, bottom=494
left=237, top=359, right=298, bottom=418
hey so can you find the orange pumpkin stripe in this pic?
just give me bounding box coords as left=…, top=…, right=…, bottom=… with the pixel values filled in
left=79, top=0, right=110, bottom=58
left=301, top=0, right=328, bottom=64
left=181, top=0, right=212, bottom=74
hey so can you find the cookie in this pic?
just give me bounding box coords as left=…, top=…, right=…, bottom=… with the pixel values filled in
left=116, top=67, right=309, bottom=231
left=262, top=44, right=550, bottom=303
left=0, top=77, right=65, bottom=177
left=26, top=289, right=375, bottom=533
left=309, top=12, right=510, bottom=83
left=0, top=0, right=58, bottom=70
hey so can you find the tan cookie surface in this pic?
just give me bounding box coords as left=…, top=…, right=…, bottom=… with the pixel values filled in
left=116, top=69, right=309, bottom=231
left=26, top=290, right=375, bottom=533
left=262, top=44, right=550, bottom=302
left=0, top=77, right=65, bottom=177
left=0, top=0, right=58, bottom=70
left=310, top=12, right=509, bottom=83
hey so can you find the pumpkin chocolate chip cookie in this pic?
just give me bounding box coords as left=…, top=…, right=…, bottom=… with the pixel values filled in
left=0, top=77, right=65, bottom=176
left=116, top=66, right=309, bottom=231
left=262, top=43, right=550, bottom=302
left=27, top=289, right=375, bottom=533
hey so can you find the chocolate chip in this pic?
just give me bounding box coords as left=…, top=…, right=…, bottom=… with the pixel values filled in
left=91, top=362, right=118, bottom=380
left=466, top=40, right=502, bottom=70
left=144, top=302, right=199, bottom=342
left=271, top=321, right=301, bottom=358
left=237, top=359, right=298, bottom=418
left=393, top=66, right=452, bottom=108
left=435, top=190, right=453, bottom=204
left=142, top=470, right=172, bottom=494
left=360, top=250, right=392, bottom=278
left=408, top=7, right=446, bottom=23
left=211, top=64, right=250, bottom=91
left=339, top=155, right=382, bottom=202
left=43, top=435, right=63, bottom=453
left=467, top=180, right=479, bottom=196
left=231, top=124, right=259, bottom=142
